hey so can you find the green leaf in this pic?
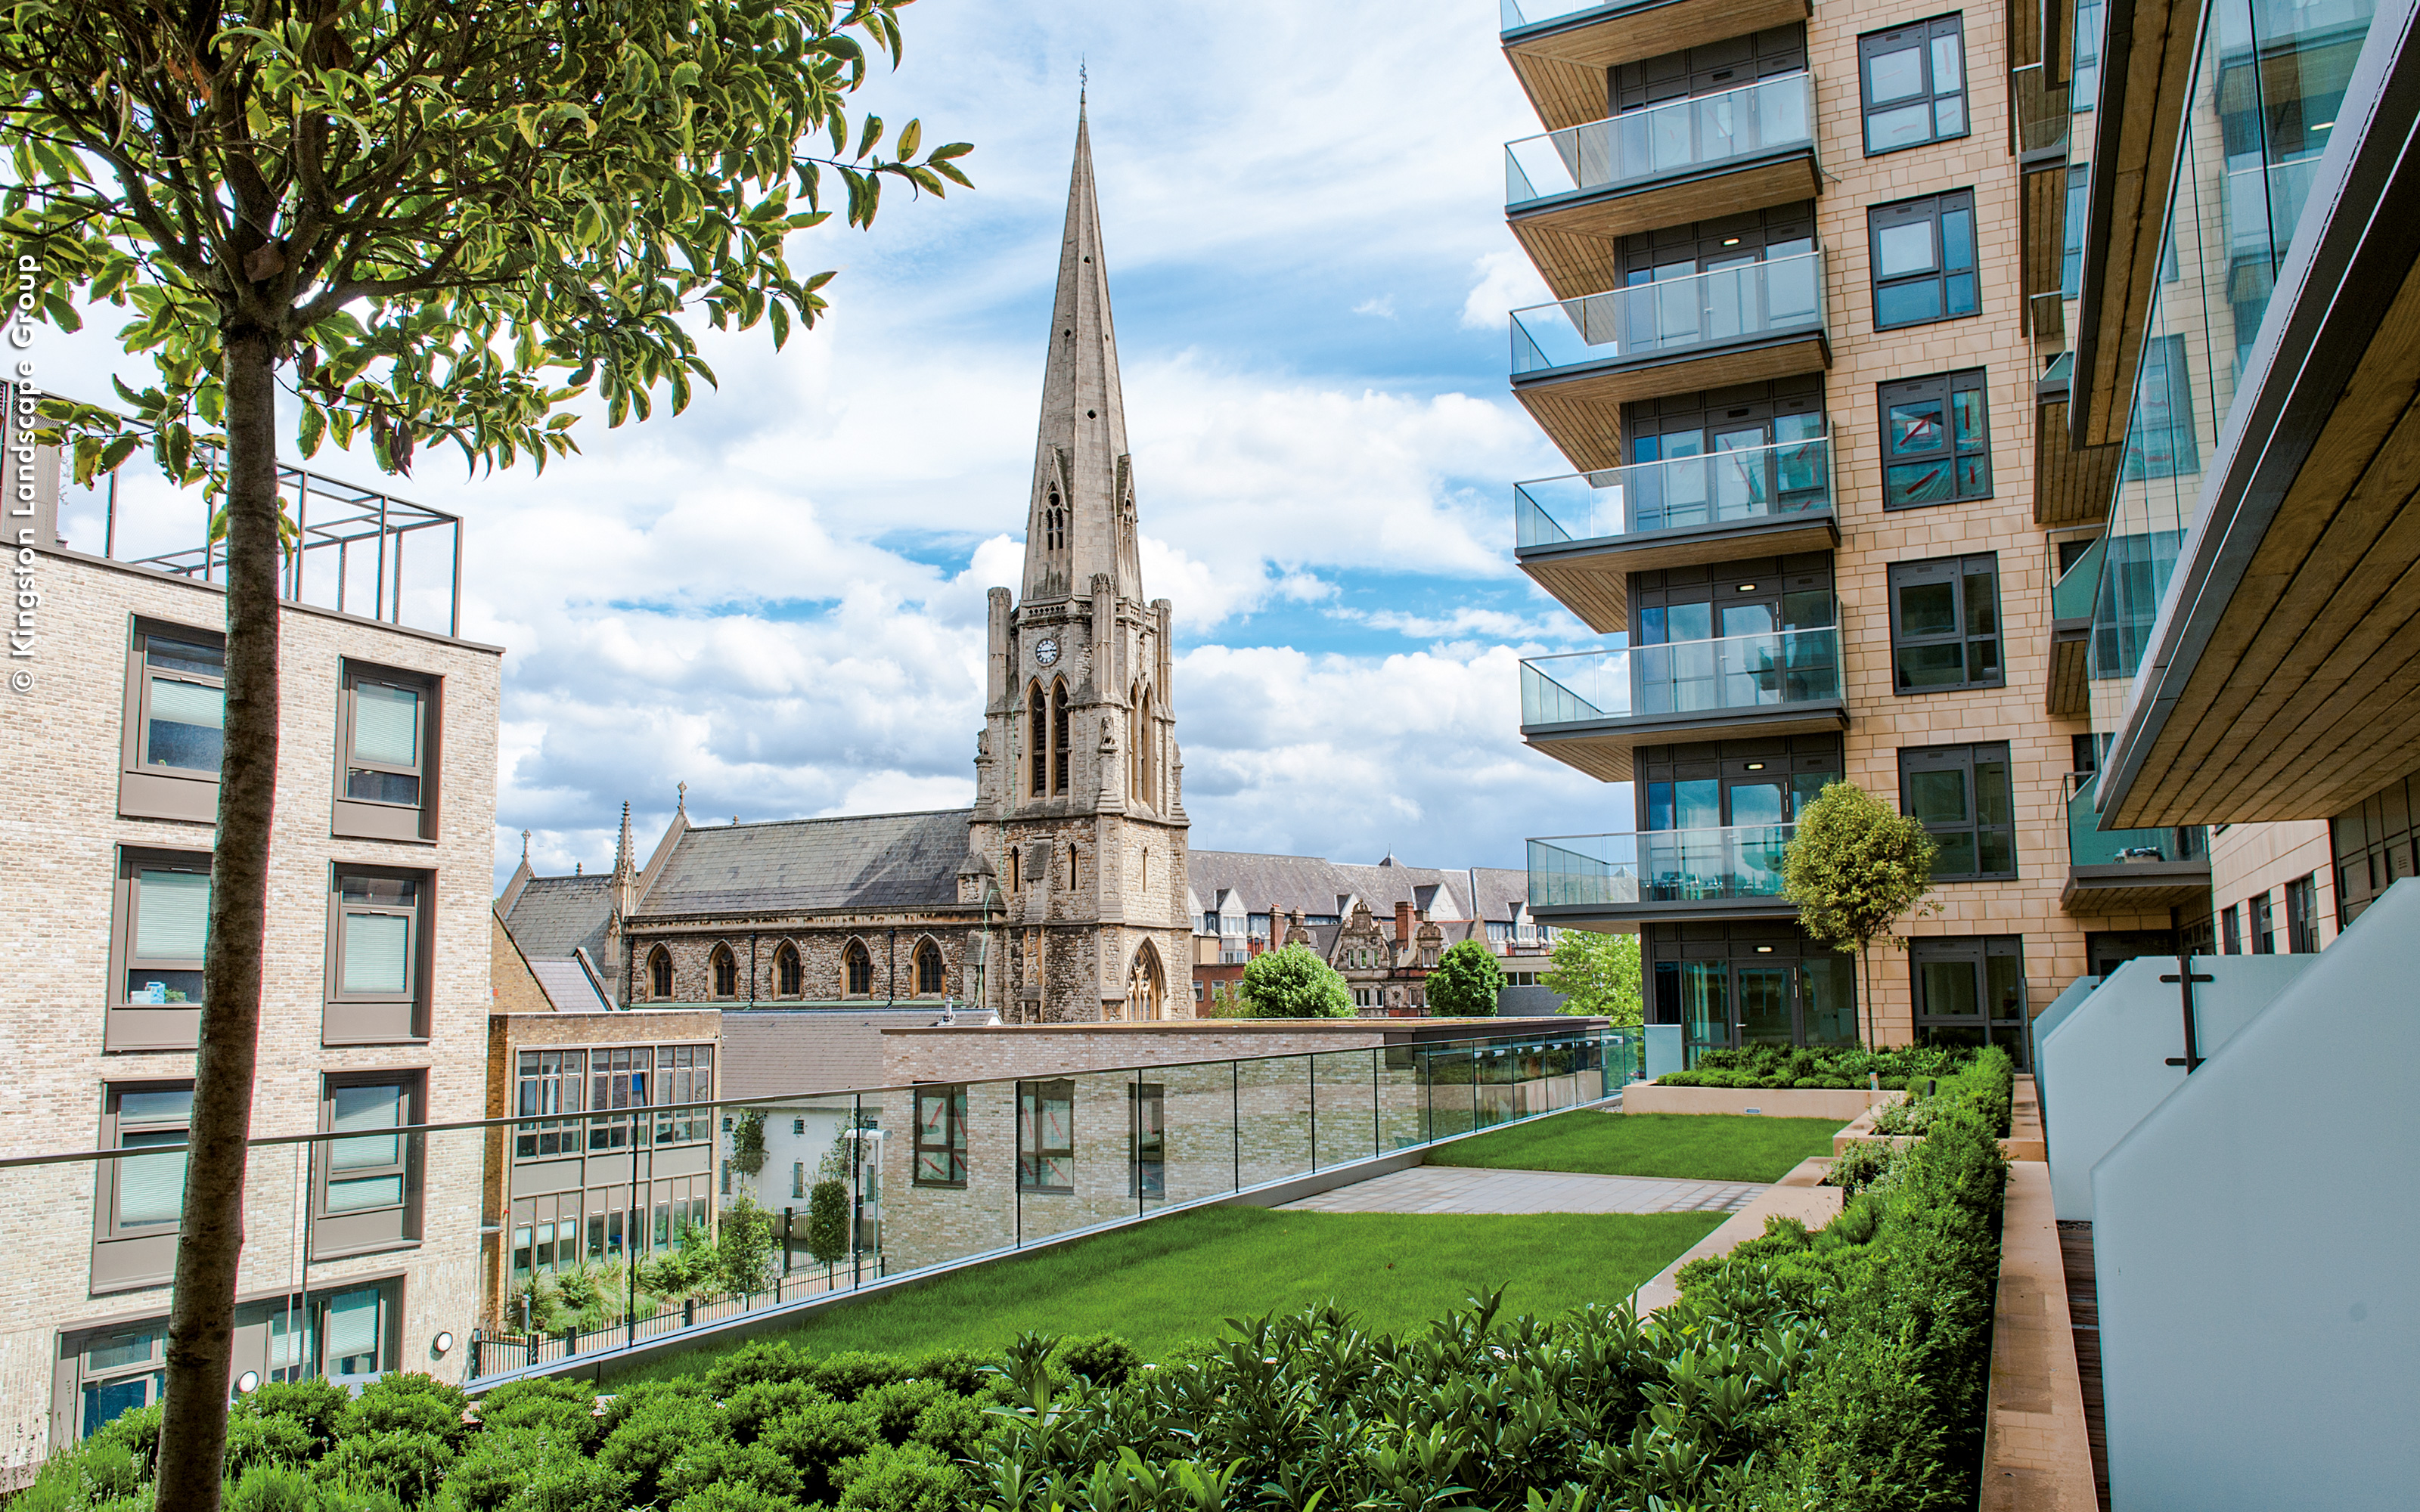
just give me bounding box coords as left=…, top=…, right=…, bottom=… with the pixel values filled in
left=896, top=118, right=921, bottom=160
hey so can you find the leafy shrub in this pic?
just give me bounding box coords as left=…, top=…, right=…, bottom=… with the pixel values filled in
left=497, top=1454, right=628, bottom=1512
left=225, top=1410, right=320, bottom=1476
left=722, top=1380, right=827, bottom=1444
left=312, top=1483, right=408, bottom=1512
left=1656, top=1042, right=1975, bottom=1089
left=430, top=1427, right=549, bottom=1512
left=705, top=1338, right=811, bottom=1396
left=904, top=1395, right=986, bottom=1462
left=759, top=1400, right=878, bottom=1506
left=473, top=1378, right=598, bottom=1449
left=854, top=1380, right=946, bottom=1448
left=597, top=1394, right=730, bottom=1506
left=666, top=1485, right=803, bottom=1512
left=85, top=1404, right=161, bottom=1486
left=660, top=1439, right=806, bottom=1506
left=833, top=1442, right=964, bottom=1512
left=808, top=1351, right=907, bottom=1402
left=318, top=1430, right=455, bottom=1506
left=1823, top=1137, right=1907, bottom=1194
left=1048, top=1333, right=1140, bottom=1387
left=225, top=1462, right=318, bottom=1512
left=901, top=1348, right=998, bottom=1399
left=242, top=1379, right=352, bottom=1457
left=342, top=1374, right=470, bottom=1450
left=1869, top=1098, right=1934, bottom=1136
left=596, top=1377, right=714, bottom=1436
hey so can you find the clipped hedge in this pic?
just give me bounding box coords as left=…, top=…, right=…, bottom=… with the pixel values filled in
left=1655, top=1041, right=1980, bottom=1091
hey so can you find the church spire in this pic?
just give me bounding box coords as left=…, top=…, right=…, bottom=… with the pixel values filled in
left=1023, top=102, right=1143, bottom=605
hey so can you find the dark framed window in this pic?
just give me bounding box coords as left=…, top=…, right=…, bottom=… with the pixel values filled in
left=647, top=947, right=673, bottom=999
left=914, top=941, right=945, bottom=996
left=1052, top=683, right=1072, bottom=795
left=1869, top=191, right=1978, bottom=329
left=335, top=661, right=438, bottom=842
left=67, top=1322, right=167, bottom=1439
left=914, top=1086, right=968, bottom=1187
left=1028, top=685, right=1048, bottom=796
left=324, top=869, right=429, bottom=1043
left=2285, top=875, right=2319, bottom=953
left=775, top=943, right=802, bottom=996
left=1859, top=15, right=1969, bottom=154
left=844, top=941, right=873, bottom=996
left=587, top=1047, right=649, bottom=1151
left=1131, top=1083, right=1165, bottom=1198
left=2124, top=334, right=2199, bottom=481
left=515, top=1049, right=584, bottom=1158
left=1888, top=555, right=2004, bottom=691
left=1880, top=370, right=1990, bottom=507
left=92, top=1082, right=193, bottom=1294
left=119, top=621, right=225, bottom=823
left=2251, top=891, right=2276, bottom=953
left=1900, top=743, right=2016, bottom=879
left=109, top=850, right=210, bottom=1051
left=319, top=1283, right=393, bottom=1381
left=656, top=1045, right=713, bottom=1143
left=1017, top=1079, right=1075, bottom=1192
left=2220, top=904, right=2242, bottom=955
left=710, top=945, right=737, bottom=998
left=1910, top=936, right=2028, bottom=1062
left=314, top=1074, right=423, bottom=1259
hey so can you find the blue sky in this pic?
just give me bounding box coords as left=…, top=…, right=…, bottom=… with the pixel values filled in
left=36, top=0, right=1637, bottom=888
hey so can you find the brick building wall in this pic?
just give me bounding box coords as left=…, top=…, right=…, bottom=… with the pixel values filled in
left=0, top=549, right=500, bottom=1469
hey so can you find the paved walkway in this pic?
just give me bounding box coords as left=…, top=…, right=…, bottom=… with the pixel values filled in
left=1278, top=1164, right=1764, bottom=1216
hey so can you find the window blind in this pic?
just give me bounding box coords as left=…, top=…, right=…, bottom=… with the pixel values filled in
left=342, top=913, right=411, bottom=995
left=135, top=870, right=211, bottom=959
left=352, top=683, right=420, bottom=765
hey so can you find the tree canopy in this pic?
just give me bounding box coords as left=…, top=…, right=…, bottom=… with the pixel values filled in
left=1543, top=928, right=1643, bottom=1025
left=1781, top=780, right=1940, bottom=1046
left=1426, top=939, right=1504, bottom=1018
left=1236, top=944, right=1354, bottom=1019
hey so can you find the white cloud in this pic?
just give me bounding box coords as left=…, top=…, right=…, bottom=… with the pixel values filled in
left=1352, top=296, right=1398, bottom=320
left=1460, top=247, right=1556, bottom=330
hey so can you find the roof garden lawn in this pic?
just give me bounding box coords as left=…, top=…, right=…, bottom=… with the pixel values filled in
left=1428, top=1110, right=1844, bottom=1183
left=613, top=1203, right=1721, bottom=1383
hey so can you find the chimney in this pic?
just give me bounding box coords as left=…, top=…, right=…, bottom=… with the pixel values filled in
left=1267, top=911, right=1282, bottom=953
left=1395, top=900, right=1413, bottom=944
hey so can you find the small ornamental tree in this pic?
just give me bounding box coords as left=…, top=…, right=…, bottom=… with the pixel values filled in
left=714, top=1194, right=776, bottom=1297
left=1544, top=928, right=1643, bottom=1026
left=805, top=1179, right=850, bottom=1272
left=1236, top=943, right=1353, bottom=1019
left=1782, top=780, right=1941, bottom=1048
left=1426, top=940, right=1504, bottom=1018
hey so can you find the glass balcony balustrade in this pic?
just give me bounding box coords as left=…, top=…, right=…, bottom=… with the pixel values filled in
left=2011, top=63, right=2072, bottom=158
left=1521, top=627, right=1842, bottom=726
left=1500, top=0, right=1627, bottom=29
left=2052, top=535, right=2106, bottom=621
left=2068, top=770, right=2210, bottom=866
left=1515, top=435, right=1833, bottom=548
left=1504, top=73, right=1815, bottom=208
left=1511, top=251, right=1826, bottom=376
left=1530, top=823, right=1798, bottom=907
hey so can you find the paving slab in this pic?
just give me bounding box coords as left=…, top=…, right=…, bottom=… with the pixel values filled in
left=1276, top=1163, right=1764, bottom=1216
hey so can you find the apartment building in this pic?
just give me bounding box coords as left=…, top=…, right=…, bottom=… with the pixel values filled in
left=1500, top=0, right=2186, bottom=1061
left=0, top=405, right=498, bottom=1467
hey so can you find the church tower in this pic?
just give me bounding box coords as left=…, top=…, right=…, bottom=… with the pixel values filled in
left=970, top=103, right=1190, bottom=1022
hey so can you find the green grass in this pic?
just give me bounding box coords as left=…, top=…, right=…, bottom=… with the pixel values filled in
left=1426, top=1110, right=1843, bottom=1183
left=613, top=1204, right=1721, bottom=1382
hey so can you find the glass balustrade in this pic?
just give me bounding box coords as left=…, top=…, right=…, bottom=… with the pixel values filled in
left=1511, top=251, right=1826, bottom=375
left=1501, top=0, right=1629, bottom=29
left=2052, top=535, right=2106, bottom=621
left=0, top=1024, right=1621, bottom=1447
left=2011, top=63, right=2071, bottom=156
left=1531, top=823, right=1798, bottom=906
left=1505, top=74, right=1815, bottom=207
left=2068, top=770, right=2211, bottom=866
left=1515, top=435, right=1833, bottom=548
left=1522, top=627, right=1841, bottom=726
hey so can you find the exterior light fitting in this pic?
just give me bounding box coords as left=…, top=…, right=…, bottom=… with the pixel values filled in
left=1738, top=583, right=1757, bottom=591
left=1745, top=762, right=1766, bottom=770
left=1755, top=946, right=1775, bottom=953
left=433, top=1331, right=455, bottom=1355
left=1722, top=237, right=1742, bottom=245
left=237, top=1371, right=261, bottom=1393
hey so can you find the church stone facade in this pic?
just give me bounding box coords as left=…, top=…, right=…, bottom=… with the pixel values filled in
left=500, top=108, right=1191, bottom=1026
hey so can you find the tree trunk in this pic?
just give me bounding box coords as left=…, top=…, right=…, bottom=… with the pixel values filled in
left=1860, top=938, right=1876, bottom=1050
left=155, top=327, right=282, bottom=1512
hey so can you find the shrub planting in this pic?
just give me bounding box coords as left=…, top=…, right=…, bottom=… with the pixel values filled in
left=1653, top=1041, right=1979, bottom=1090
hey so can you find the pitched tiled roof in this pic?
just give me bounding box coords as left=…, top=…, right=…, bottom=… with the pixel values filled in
left=501, top=873, right=615, bottom=962
left=718, top=1009, right=951, bottom=1097
left=1184, top=850, right=1472, bottom=922
left=1466, top=866, right=1532, bottom=922
left=639, top=809, right=973, bottom=917
left=529, top=959, right=612, bottom=1014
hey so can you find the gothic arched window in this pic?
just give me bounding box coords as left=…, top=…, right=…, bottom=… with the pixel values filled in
left=1046, top=489, right=1066, bottom=551
left=710, top=944, right=737, bottom=999
left=844, top=940, right=873, bottom=996
left=1029, top=683, right=1048, bottom=797
left=1052, top=683, right=1071, bottom=795
left=914, top=941, right=945, bottom=996
left=647, top=947, right=672, bottom=999
left=775, top=943, right=802, bottom=997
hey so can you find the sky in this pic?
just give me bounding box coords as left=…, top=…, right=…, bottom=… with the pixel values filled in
left=33, top=0, right=1637, bottom=891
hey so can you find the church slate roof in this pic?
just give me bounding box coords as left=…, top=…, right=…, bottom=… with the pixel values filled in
left=528, top=958, right=613, bottom=1014
left=501, top=873, right=615, bottom=962
left=1184, top=850, right=1473, bottom=922
left=638, top=809, right=973, bottom=917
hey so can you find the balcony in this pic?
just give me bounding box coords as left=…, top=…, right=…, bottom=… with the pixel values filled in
left=1501, top=0, right=1816, bottom=132
left=2062, top=770, right=2211, bottom=912
left=1528, top=823, right=1801, bottom=921
left=2046, top=534, right=2103, bottom=716
left=1506, top=74, right=1821, bottom=297
left=1520, top=627, right=1846, bottom=781
left=1511, top=253, right=1829, bottom=472
left=2034, top=355, right=2124, bottom=525
left=1513, top=437, right=1838, bottom=634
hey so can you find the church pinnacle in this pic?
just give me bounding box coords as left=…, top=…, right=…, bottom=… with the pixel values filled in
left=1022, top=103, right=1143, bottom=606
